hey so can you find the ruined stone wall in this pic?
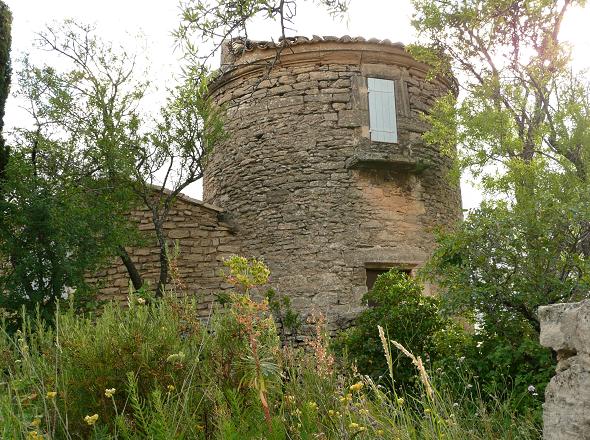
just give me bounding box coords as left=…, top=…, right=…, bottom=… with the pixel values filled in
left=204, top=37, right=462, bottom=328
left=89, top=194, right=240, bottom=315
left=539, top=300, right=590, bottom=440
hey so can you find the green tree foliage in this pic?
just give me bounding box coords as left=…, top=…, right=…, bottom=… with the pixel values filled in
left=0, top=1, right=11, bottom=184
left=412, top=0, right=590, bottom=395
left=0, top=22, right=141, bottom=325
left=335, top=270, right=465, bottom=391
left=0, top=20, right=227, bottom=323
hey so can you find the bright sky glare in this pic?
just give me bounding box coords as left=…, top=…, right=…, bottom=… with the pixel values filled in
left=4, top=1, right=590, bottom=210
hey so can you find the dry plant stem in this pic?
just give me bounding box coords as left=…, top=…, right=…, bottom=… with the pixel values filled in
left=378, top=325, right=394, bottom=385
left=384, top=328, right=434, bottom=400
left=306, top=312, right=334, bottom=378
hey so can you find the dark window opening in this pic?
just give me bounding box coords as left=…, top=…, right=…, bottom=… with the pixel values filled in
left=365, top=267, right=412, bottom=291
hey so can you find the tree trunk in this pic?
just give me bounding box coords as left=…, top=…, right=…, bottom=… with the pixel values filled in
left=155, top=224, right=168, bottom=298
left=118, top=245, right=143, bottom=291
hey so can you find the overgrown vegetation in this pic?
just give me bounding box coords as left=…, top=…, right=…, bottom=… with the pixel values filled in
left=334, top=271, right=466, bottom=391
left=410, top=0, right=590, bottom=400
left=336, top=269, right=545, bottom=414
left=0, top=259, right=541, bottom=439
left=0, top=0, right=588, bottom=436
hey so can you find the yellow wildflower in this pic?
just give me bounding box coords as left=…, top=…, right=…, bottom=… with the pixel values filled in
left=349, top=381, right=364, bottom=392
left=167, top=384, right=175, bottom=392
left=359, top=408, right=369, bottom=415
left=84, top=414, right=99, bottom=426
left=46, top=391, right=57, bottom=399
left=396, top=397, right=404, bottom=405
left=104, top=388, right=116, bottom=398
left=285, top=394, right=295, bottom=404
left=424, top=408, right=431, bottom=414
left=30, top=418, right=41, bottom=427
left=339, top=393, right=353, bottom=403
left=307, top=401, right=318, bottom=411
left=376, top=429, right=385, bottom=436
left=349, top=422, right=360, bottom=430
left=27, top=431, right=41, bottom=440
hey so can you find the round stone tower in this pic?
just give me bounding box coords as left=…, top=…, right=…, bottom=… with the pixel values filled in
left=204, top=36, right=461, bottom=328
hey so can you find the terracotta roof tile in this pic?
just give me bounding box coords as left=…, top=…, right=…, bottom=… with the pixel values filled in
left=226, top=35, right=406, bottom=56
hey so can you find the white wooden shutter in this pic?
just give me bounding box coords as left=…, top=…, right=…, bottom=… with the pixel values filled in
left=368, top=78, right=398, bottom=143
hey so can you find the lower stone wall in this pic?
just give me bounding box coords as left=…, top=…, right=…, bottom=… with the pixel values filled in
left=539, top=299, right=590, bottom=440
left=87, top=194, right=241, bottom=315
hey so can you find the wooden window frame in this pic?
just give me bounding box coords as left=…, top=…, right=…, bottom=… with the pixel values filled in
left=351, top=68, right=411, bottom=147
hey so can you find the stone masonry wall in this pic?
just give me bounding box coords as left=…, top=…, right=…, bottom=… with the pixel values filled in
left=89, top=194, right=240, bottom=315
left=539, top=299, right=590, bottom=440
left=204, top=37, right=462, bottom=329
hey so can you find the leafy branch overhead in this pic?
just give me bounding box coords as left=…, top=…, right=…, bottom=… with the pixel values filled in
left=411, top=0, right=590, bottom=183
left=176, top=0, right=349, bottom=64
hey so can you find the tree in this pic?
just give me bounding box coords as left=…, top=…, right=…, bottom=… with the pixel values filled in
left=6, top=21, right=226, bottom=302
left=412, top=0, right=590, bottom=393
left=0, top=22, right=141, bottom=323
left=0, top=1, right=11, bottom=185
left=131, top=71, right=225, bottom=297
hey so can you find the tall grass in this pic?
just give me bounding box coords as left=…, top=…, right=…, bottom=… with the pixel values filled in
left=0, top=299, right=542, bottom=439
left=0, top=257, right=542, bottom=439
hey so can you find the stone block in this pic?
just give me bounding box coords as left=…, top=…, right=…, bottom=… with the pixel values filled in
left=309, top=71, right=339, bottom=81
left=540, top=300, right=590, bottom=440
left=337, top=110, right=362, bottom=127
left=168, top=229, right=190, bottom=239
left=540, top=300, right=590, bottom=355
left=267, top=96, right=304, bottom=109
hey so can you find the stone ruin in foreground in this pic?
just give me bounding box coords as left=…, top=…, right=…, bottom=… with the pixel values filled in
left=539, top=300, right=590, bottom=440
left=91, top=36, right=462, bottom=329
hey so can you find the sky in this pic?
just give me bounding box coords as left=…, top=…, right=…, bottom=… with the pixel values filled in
left=4, top=0, right=590, bottom=210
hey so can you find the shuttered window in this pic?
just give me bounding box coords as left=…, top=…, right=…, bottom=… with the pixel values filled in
left=368, top=78, right=398, bottom=143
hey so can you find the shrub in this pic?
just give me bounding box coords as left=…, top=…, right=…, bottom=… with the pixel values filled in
left=334, top=269, right=467, bottom=390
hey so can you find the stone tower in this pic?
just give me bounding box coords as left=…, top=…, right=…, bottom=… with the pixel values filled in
left=204, top=36, right=462, bottom=328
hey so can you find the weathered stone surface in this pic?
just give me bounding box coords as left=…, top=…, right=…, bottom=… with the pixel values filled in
left=205, top=39, right=462, bottom=329
left=87, top=194, right=240, bottom=314
left=539, top=300, right=590, bottom=440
